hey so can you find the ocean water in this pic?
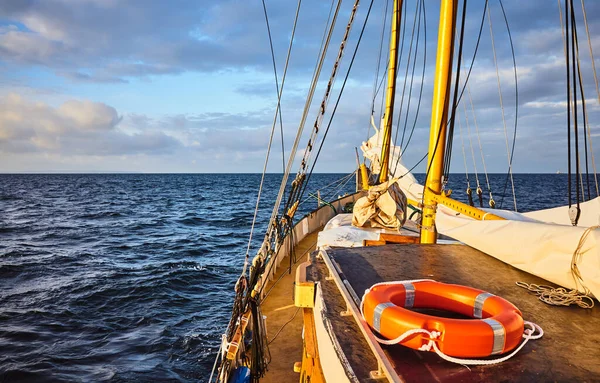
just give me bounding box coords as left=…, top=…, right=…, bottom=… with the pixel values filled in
left=0, top=173, right=590, bottom=382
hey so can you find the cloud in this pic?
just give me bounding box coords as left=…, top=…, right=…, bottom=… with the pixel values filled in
left=0, top=94, right=181, bottom=156
left=0, top=0, right=599, bottom=173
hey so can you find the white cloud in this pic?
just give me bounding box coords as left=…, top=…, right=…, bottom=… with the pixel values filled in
left=0, top=94, right=180, bottom=156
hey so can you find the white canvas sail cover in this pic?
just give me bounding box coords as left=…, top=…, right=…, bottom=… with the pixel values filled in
left=352, top=178, right=407, bottom=230
left=361, top=131, right=600, bottom=298
left=436, top=205, right=600, bottom=298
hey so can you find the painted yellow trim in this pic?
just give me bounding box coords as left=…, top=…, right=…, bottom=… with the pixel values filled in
left=378, top=0, right=403, bottom=184
left=294, top=261, right=315, bottom=308
left=359, top=163, right=370, bottom=190
left=431, top=191, right=505, bottom=221
left=298, top=308, right=325, bottom=382
left=420, top=0, right=458, bottom=244
left=407, top=197, right=420, bottom=207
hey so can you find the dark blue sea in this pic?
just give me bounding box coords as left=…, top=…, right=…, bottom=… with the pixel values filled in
left=0, top=173, right=589, bottom=382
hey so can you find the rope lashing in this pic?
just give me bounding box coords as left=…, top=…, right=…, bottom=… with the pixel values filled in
left=466, top=186, right=474, bottom=207
left=476, top=186, right=483, bottom=208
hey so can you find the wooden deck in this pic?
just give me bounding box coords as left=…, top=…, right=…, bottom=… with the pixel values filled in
left=322, top=243, right=600, bottom=382
left=260, top=230, right=319, bottom=382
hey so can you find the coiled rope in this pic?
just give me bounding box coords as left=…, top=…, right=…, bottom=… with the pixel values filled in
left=516, top=282, right=594, bottom=309
left=359, top=280, right=543, bottom=366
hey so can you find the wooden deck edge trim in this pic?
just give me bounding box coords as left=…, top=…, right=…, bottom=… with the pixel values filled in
left=318, top=247, right=401, bottom=383
left=313, top=285, right=357, bottom=383
left=379, top=233, right=420, bottom=244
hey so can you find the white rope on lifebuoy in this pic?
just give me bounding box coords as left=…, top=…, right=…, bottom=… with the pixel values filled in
left=360, top=280, right=544, bottom=366
left=419, top=321, right=543, bottom=366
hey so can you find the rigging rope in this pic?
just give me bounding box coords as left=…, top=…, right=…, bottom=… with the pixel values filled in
left=467, top=85, right=494, bottom=207
left=260, top=0, right=286, bottom=174
left=577, top=3, right=600, bottom=196
left=392, top=0, right=427, bottom=176
left=297, top=171, right=356, bottom=208
left=398, top=0, right=486, bottom=184
left=420, top=0, right=489, bottom=208
left=395, top=0, right=423, bottom=153
left=487, top=3, right=517, bottom=211
left=564, top=0, right=582, bottom=225
left=496, top=0, right=520, bottom=211
left=298, top=0, right=375, bottom=205
left=574, top=30, right=592, bottom=200
left=369, top=0, right=390, bottom=135
left=463, top=95, right=483, bottom=207
left=581, top=0, right=600, bottom=104
left=570, top=0, right=582, bottom=206
left=560, top=2, right=588, bottom=202
left=217, top=3, right=339, bottom=381
left=442, top=0, right=468, bottom=187
left=282, top=0, right=361, bottom=221
left=564, top=0, right=573, bottom=215
left=266, top=0, right=342, bottom=230
left=242, top=0, right=303, bottom=276
left=457, top=114, right=474, bottom=206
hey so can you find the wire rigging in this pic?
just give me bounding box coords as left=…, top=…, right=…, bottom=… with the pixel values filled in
left=487, top=2, right=517, bottom=211
left=463, top=96, right=484, bottom=206
left=442, top=0, right=468, bottom=187
left=578, top=0, right=600, bottom=195
left=471, top=86, right=495, bottom=206
left=419, top=0, right=488, bottom=197
left=242, top=0, right=303, bottom=276
left=563, top=0, right=582, bottom=225
left=457, top=114, right=474, bottom=206
left=570, top=0, right=581, bottom=208
left=280, top=0, right=361, bottom=221
left=392, top=0, right=426, bottom=177
left=267, top=0, right=343, bottom=230
left=378, top=0, right=408, bottom=128
left=298, top=0, right=376, bottom=205
left=562, top=0, right=588, bottom=203
left=370, top=0, right=390, bottom=121
left=261, top=0, right=286, bottom=175
left=580, top=0, right=600, bottom=104
left=572, top=16, right=592, bottom=200
left=394, top=0, right=423, bottom=153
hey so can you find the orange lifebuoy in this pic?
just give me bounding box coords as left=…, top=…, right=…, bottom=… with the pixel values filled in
left=362, top=280, right=524, bottom=358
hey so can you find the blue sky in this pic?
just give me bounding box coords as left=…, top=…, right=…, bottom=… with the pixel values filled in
left=0, top=0, right=599, bottom=173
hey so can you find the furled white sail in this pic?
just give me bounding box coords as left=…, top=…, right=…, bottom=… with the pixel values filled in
left=361, top=126, right=423, bottom=202
left=436, top=205, right=600, bottom=298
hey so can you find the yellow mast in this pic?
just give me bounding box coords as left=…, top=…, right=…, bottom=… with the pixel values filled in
left=420, top=1, right=458, bottom=244
left=378, top=0, right=402, bottom=184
